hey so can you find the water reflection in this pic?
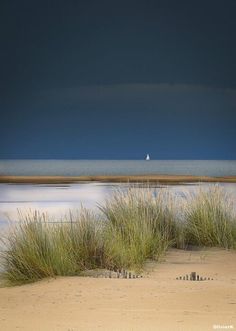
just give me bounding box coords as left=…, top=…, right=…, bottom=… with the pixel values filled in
left=0, top=182, right=236, bottom=226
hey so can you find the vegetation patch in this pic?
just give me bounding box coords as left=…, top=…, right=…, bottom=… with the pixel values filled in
left=0, top=185, right=235, bottom=285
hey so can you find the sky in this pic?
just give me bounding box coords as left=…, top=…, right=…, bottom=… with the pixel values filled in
left=0, top=0, right=236, bottom=159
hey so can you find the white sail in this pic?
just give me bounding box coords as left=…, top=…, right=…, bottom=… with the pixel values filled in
left=145, top=154, right=150, bottom=160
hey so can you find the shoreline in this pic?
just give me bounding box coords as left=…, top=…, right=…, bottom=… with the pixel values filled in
left=0, top=174, right=236, bottom=184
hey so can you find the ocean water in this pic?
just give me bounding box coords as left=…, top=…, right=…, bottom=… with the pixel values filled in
left=0, top=182, right=236, bottom=227
left=0, top=159, right=236, bottom=176
left=0, top=160, right=236, bottom=232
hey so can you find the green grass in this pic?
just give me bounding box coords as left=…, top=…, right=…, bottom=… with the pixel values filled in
left=184, top=185, right=236, bottom=249
left=100, top=187, right=178, bottom=270
left=1, top=185, right=236, bottom=285
left=0, top=209, right=105, bottom=285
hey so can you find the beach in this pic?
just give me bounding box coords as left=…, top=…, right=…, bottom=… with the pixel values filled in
left=1, top=0, right=236, bottom=329
left=1, top=175, right=236, bottom=184
left=0, top=248, right=236, bottom=331
left=1, top=170, right=236, bottom=331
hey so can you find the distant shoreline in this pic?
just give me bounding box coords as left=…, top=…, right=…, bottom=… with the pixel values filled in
left=0, top=175, right=236, bottom=184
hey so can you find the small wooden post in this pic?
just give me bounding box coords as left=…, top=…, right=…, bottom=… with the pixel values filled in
left=180, top=276, right=182, bottom=280
left=200, top=277, right=203, bottom=281
left=129, top=272, right=132, bottom=279
left=186, top=275, right=188, bottom=280
left=197, top=275, right=200, bottom=281
left=190, top=272, right=196, bottom=281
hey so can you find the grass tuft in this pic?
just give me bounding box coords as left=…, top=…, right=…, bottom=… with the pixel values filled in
left=99, top=187, right=176, bottom=270
left=0, top=184, right=236, bottom=285
left=184, top=185, right=236, bottom=249
left=0, top=209, right=104, bottom=285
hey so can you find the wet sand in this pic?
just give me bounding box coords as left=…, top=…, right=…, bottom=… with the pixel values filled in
left=0, top=248, right=236, bottom=331
left=1, top=175, right=236, bottom=184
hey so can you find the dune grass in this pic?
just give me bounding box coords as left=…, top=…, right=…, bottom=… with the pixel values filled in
left=184, top=186, right=236, bottom=249
left=0, top=185, right=236, bottom=285
left=0, top=209, right=105, bottom=285
left=100, top=187, right=177, bottom=270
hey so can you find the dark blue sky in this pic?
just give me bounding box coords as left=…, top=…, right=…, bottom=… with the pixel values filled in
left=0, top=0, right=236, bottom=159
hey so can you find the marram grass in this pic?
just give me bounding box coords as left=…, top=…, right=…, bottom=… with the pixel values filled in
left=100, top=187, right=177, bottom=270
left=0, top=209, right=105, bottom=285
left=184, top=186, right=236, bottom=249
left=0, top=185, right=236, bottom=285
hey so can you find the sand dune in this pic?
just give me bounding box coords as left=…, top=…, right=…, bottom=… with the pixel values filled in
left=0, top=248, right=236, bottom=331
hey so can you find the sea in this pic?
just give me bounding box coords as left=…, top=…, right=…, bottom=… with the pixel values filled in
left=1, top=160, right=236, bottom=177
left=0, top=160, right=236, bottom=229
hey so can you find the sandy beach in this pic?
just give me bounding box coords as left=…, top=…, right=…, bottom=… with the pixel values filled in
left=1, top=175, right=236, bottom=184
left=0, top=248, right=236, bottom=331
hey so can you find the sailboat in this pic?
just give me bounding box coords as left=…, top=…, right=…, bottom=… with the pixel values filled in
left=145, top=154, right=150, bottom=161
